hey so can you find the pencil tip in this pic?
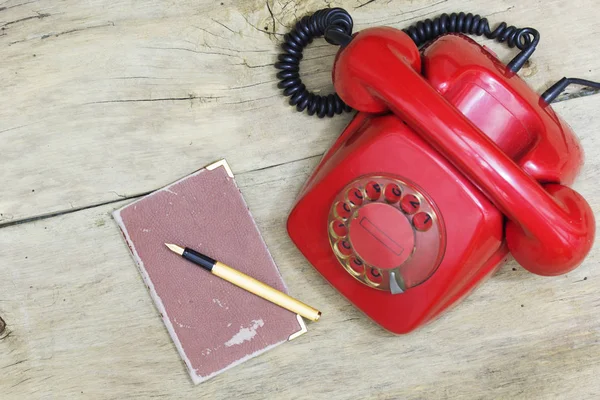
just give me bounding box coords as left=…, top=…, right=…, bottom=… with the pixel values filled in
left=165, top=243, right=184, bottom=255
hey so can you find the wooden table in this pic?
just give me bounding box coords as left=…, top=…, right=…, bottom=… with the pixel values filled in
left=2, top=0, right=599, bottom=398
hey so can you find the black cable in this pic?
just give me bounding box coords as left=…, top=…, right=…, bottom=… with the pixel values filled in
left=402, top=12, right=539, bottom=73
left=275, top=8, right=599, bottom=116
left=275, top=10, right=539, bottom=118
left=541, top=77, right=600, bottom=103
left=274, top=8, right=354, bottom=118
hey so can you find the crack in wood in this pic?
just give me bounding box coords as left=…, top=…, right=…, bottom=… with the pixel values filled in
left=286, top=0, right=300, bottom=21
left=0, top=123, right=35, bottom=134
left=84, top=95, right=222, bottom=105
left=10, top=377, right=32, bottom=389
left=266, top=0, right=276, bottom=33
left=2, top=359, right=27, bottom=369
left=110, top=191, right=127, bottom=199
left=1, top=11, right=49, bottom=28
left=243, top=153, right=322, bottom=174
left=0, top=154, right=323, bottom=229
left=142, top=45, right=242, bottom=59
left=0, top=192, right=152, bottom=229
left=241, top=13, right=282, bottom=38
left=400, top=0, right=449, bottom=16
left=8, top=22, right=114, bottom=45
left=363, top=0, right=448, bottom=25
left=110, top=76, right=171, bottom=80
left=238, top=60, right=274, bottom=69
left=222, top=93, right=279, bottom=105
left=355, top=0, right=377, bottom=9
left=230, top=79, right=277, bottom=90
left=205, top=45, right=272, bottom=54
left=192, top=25, right=223, bottom=39
left=41, top=22, right=114, bottom=40
left=0, top=0, right=38, bottom=12
left=301, top=53, right=336, bottom=62
left=211, top=18, right=237, bottom=34
left=487, top=5, right=516, bottom=17
left=270, top=0, right=294, bottom=29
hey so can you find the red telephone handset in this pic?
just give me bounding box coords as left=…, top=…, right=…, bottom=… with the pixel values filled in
left=333, top=28, right=594, bottom=276
left=282, top=11, right=596, bottom=334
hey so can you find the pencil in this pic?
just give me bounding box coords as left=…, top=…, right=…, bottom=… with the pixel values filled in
left=165, top=243, right=321, bottom=322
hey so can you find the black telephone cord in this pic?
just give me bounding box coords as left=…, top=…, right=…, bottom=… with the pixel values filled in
left=275, top=8, right=599, bottom=117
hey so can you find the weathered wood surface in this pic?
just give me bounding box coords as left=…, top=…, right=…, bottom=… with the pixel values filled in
left=1, top=0, right=600, bottom=398
left=2, top=0, right=600, bottom=223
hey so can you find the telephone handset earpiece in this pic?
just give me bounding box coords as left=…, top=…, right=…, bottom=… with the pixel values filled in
left=331, top=28, right=595, bottom=276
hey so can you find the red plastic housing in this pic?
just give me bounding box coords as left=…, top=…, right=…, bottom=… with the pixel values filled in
left=287, top=28, right=595, bottom=334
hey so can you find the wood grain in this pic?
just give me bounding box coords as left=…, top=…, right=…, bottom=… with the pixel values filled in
left=0, top=152, right=599, bottom=399
left=1, top=0, right=600, bottom=398
left=2, top=0, right=600, bottom=223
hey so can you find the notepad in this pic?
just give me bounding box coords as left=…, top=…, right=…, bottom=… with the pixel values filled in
left=113, top=160, right=306, bottom=384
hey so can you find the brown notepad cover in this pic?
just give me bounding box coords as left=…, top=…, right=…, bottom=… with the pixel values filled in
left=113, top=160, right=306, bottom=384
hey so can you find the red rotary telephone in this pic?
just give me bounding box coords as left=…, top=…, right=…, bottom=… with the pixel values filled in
left=276, top=9, right=598, bottom=334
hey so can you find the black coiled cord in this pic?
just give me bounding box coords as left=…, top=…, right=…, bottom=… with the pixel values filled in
left=275, top=9, right=540, bottom=118
left=403, top=12, right=539, bottom=72
left=404, top=12, right=529, bottom=47
left=274, top=8, right=353, bottom=118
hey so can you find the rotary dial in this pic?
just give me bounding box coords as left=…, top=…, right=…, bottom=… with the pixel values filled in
left=328, top=176, right=445, bottom=293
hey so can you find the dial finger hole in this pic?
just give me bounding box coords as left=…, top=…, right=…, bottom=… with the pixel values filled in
left=330, top=219, right=348, bottom=237
left=336, top=239, right=353, bottom=257
left=413, top=212, right=433, bottom=231
left=335, top=201, right=352, bottom=219
left=348, top=257, right=365, bottom=275
left=401, top=194, right=420, bottom=214
left=366, top=267, right=383, bottom=285
left=365, top=181, right=381, bottom=200
left=384, top=184, right=402, bottom=203
left=347, top=187, right=364, bottom=207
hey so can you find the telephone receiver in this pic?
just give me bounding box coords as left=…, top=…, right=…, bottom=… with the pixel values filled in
left=279, top=9, right=597, bottom=333
left=332, top=27, right=594, bottom=276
